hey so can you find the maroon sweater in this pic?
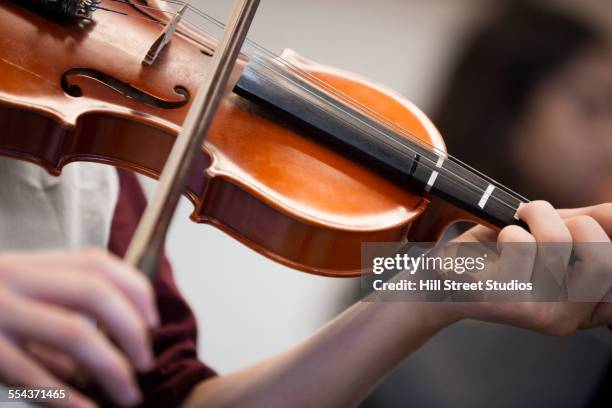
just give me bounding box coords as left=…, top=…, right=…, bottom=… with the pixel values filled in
left=108, top=170, right=216, bottom=407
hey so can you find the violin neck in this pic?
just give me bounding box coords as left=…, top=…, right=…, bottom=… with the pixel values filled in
left=234, top=56, right=527, bottom=230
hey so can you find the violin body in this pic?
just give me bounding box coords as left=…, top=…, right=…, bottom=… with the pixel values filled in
left=0, top=0, right=457, bottom=276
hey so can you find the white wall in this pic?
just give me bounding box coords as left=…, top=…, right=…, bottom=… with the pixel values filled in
left=141, top=0, right=490, bottom=374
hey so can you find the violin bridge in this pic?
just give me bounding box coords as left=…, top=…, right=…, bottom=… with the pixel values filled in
left=142, top=4, right=187, bottom=66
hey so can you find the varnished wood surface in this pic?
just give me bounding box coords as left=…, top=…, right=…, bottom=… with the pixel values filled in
left=0, top=0, right=447, bottom=276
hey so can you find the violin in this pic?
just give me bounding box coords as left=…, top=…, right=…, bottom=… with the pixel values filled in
left=0, top=0, right=527, bottom=276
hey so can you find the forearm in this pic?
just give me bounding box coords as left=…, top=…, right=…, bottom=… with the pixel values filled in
left=184, top=301, right=458, bottom=408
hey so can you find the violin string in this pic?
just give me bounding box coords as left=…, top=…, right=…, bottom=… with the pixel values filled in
left=103, top=0, right=176, bottom=18
left=102, top=1, right=529, bottom=214
left=175, top=5, right=530, bottom=214
left=176, top=3, right=529, bottom=206
left=92, top=4, right=128, bottom=15
left=105, top=1, right=526, bottom=213
left=111, top=1, right=464, bottom=167
left=123, top=1, right=527, bottom=215
left=246, top=53, right=525, bottom=215
left=116, top=0, right=462, bottom=167
left=94, top=0, right=174, bottom=23
left=248, top=49, right=530, bottom=205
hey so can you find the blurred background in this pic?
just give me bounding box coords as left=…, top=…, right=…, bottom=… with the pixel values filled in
left=140, top=0, right=612, bottom=406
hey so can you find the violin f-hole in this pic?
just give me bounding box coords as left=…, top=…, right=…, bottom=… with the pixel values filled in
left=61, top=67, right=190, bottom=109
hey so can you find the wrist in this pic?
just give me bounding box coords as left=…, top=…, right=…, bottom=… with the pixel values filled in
left=411, top=302, right=463, bottom=333
left=371, top=301, right=462, bottom=340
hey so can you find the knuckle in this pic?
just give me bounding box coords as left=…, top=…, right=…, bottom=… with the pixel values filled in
left=0, top=253, right=24, bottom=281
left=565, top=215, right=599, bottom=230
left=563, top=217, right=580, bottom=231
left=80, top=276, right=110, bottom=302
left=499, top=225, right=535, bottom=244
left=498, top=226, right=518, bottom=242
left=498, top=227, right=536, bottom=259
left=81, top=247, right=106, bottom=260
left=568, top=215, right=598, bottom=229
left=96, top=353, right=132, bottom=383
left=60, top=317, right=95, bottom=344
left=82, top=248, right=113, bottom=270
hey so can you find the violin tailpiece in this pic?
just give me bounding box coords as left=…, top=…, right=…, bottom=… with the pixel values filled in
left=21, top=0, right=101, bottom=20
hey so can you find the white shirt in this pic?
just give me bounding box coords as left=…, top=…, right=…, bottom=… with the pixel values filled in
left=0, top=157, right=119, bottom=251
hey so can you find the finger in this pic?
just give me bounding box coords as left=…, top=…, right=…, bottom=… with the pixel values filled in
left=565, top=215, right=611, bottom=244
left=9, top=270, right=154, bottom=372
left=0, top=292, right=142, bottom=407
left=518, top=201, right=574, bottom=291
left=453, top=225, right=497, bottom=243
left=559, top=203, right=612, bottom=237
left=3, top=250, right=159, bottom=328
left=497, top=225, right=537, bottom=286
left=0, top=332, right=95, bottom=408
left=76, top=250, right=159, bottom=327
left=498, top=225, right=537, bottom=245
left=25, top=342, right=78, bottom=382
left=517, top=201, right=572, bottom=243
left=564, top=216, right=612, bottom=303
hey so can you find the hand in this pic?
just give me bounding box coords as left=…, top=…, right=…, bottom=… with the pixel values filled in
left=0, top=249, right=159, bottom=408
left=453, top=201, right=612, bottom=335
